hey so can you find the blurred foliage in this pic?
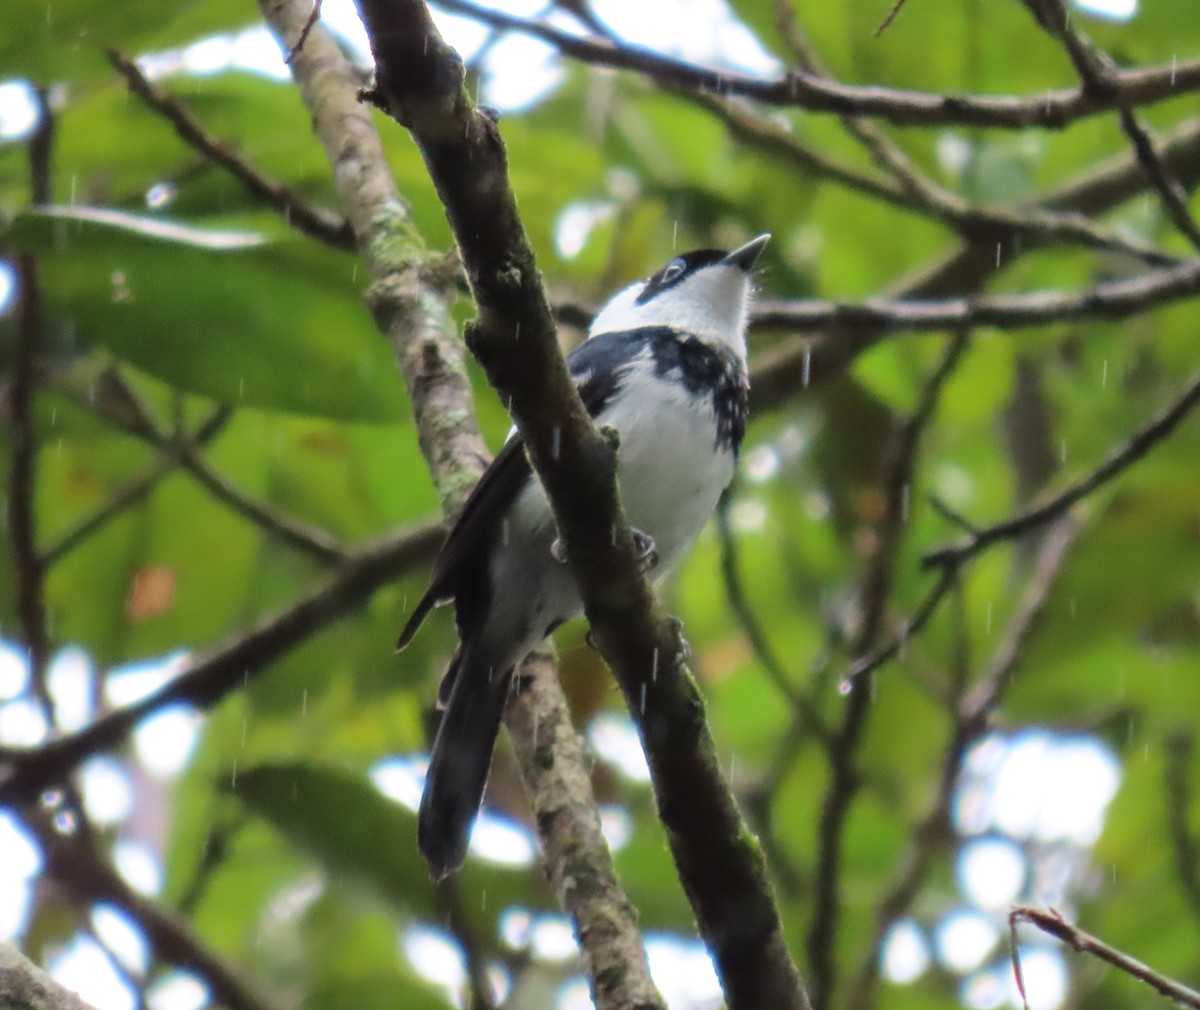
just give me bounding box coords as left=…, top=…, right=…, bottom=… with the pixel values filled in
left=2, top=1, right=1200, bottom=1009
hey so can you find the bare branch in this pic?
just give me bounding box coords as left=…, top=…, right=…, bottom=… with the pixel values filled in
left=1018, top=0, right=1200, bottom=250
left=431, top=0, right=1200, bottom=130
left=107, top=49, right=355, bottom=249
left=1165, top=731, right=1200, bottom=928
left=353, top=1, right=808, bottom=1006
left=715, top=492, right=827, bottom=740
left=29, top=809, right=280, bottom=1010
left=258, top=4, right=668, bottom=1008
left=506, top=652, right=666, bottom=1010
left=753, top=256, right=1200, bottom=336
left=1010, top=905, right=1200, bottom=1009
left=748, top=115, right=1200, bottom=412
left=42, top=407, right=233, bottom=566
left=49, top=371, right=349, bottom=566
left=0, top=942, right=100, bottom=1010
left=923, top=367, right=1200, bottom=569
left=0, top=520, right=443, bottom=805
left=848, top=519, right=1079, bottom=1008
left=807, top=332, right=967, bottom=1009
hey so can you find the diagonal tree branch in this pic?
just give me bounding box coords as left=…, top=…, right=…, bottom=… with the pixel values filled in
left=430, top=0, right=1200, bottom=130
left=352, top=1, right=808, bottom=1006
left=807, top=332, right=968, bottom=1010
left=49, top=370, right=349, bottom=566
left=41, top=406, right=233, bottom=567
left=923, top=366, right=1200, bottom=569
left=1010, top=905, right=1200, bottom=1009
left=847, top=516, right=1079, bottom=1009
left=750, top=256, right=1200, bottom=335
left=257, top=5, right=666, bottom=1008
left=106, top=49, right=356, bottom=250
left=1018, top=0, right=1200, bottom=251
left=29, top=808, right=279, bottom=1010
left=1165, top=731, right=1200, bottom=929
left=748, top=114, right=1200, bottom=412
left=0, top=519, right=443, bottom=806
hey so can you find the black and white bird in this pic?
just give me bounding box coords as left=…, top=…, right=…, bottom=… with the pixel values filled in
left=399, top=233, right=771, bottom=879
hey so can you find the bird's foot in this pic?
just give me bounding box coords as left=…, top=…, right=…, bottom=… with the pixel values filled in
left=631, top=527, right=659, bottom=572
left=668, top=615, right=692, bottom=663
left=552, top=527, right=656, bottom=572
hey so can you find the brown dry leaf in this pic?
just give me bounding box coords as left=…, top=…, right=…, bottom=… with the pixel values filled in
left=126, top=565, right=177, bottom=621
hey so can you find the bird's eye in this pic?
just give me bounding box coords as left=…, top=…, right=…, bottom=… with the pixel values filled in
left=660, top=258, right=686, bottom=282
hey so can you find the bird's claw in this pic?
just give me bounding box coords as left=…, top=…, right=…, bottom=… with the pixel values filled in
left=552, top=528, right=657, bottom=571
left=631, top=527, right=658, bottom=572
left=669, top=615, right=692, bottom=663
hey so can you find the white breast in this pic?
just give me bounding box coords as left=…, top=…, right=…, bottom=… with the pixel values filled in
left=597, top=355, right=735, bottom=574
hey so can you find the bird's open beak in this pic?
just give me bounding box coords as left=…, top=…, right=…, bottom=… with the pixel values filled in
left=722, top=233, right=771, bottom=271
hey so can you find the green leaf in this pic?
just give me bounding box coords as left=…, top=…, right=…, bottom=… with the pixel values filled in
left=4, top=206, right=407, bottom=421
left=230, top=763, right=552, bottom=925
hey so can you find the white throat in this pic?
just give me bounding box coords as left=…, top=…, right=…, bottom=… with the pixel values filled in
left=589, top=264, right=754, bottom=359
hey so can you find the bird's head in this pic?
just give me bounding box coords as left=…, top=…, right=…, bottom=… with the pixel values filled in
left=588, top=234, right=770, bottom=355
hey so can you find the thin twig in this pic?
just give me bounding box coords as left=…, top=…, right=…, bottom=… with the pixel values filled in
left=749, top=115, right=1200, bottom=411
left=807, top=333, right=968, bottom=1010
left=30, top=808, right=279, bottom=1010
left=1165, top=731, right=1200, bottom=928
left=873, top=0, right=911, bottom=36
left=700, top=90, right=1176, bottom=267
left=285, top=0, right=322, bottom=62
left=1019, top=0, right=1200, bottom=251
left=430, top=0, right=1200, bottom=130
left=50, top=370, right=349, bottom=566
left=8, top=89, right=54, bottom=715
left=715, top=492, right=827, bottom=740
left=107, top=49, right=355, bottom=250
left=0, top=519, right=444, bottom=805
left=1010, top=905, right=1200, bottom=1009
left=847, top=518, right=1078, bottom=1008
left=9, top=259, right=51, bottom=714
left=923, top=367, right=1200, bottom=569
left=753, top=257, right=1200, bottom=336
left=42, top=407, right=233, bottom=566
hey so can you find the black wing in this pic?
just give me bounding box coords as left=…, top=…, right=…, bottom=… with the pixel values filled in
left=396, top=328, right=657, bottom=649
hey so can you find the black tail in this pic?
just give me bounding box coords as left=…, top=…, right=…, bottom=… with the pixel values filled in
left=418, top=647, right=513, bottom=880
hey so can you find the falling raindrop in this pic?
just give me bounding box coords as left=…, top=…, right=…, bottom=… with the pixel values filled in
left=145, top=182, right=176, bottom=209
left=301, top=689, right=307, bottom=716
left=639, top=683, right=646, bottom=714
left=1060, top=439, right=1068, bottom=463
left=901, top=483, right=910, bottom=521
left=1101, top=359, right=1108, bottom=388
left=230, top=759, right=238, bottom=789
left=672, top=220, right=679, bottom=249
left=802, top=348, right=812, bottom=388
left=551, top=426, right=561, bottom=461
left=986, top=601, right=993, bottom=634
left=651, top=648, right=659, bottom=683
left=995, top=243, right=1002, bottom=268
